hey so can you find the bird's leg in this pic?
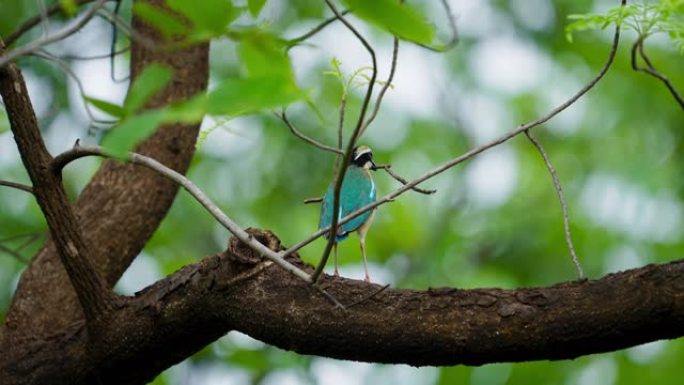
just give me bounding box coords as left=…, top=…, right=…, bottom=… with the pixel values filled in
left=360, top=236, right=371, bottom=282
left=333, top=243, right=340, bottom=277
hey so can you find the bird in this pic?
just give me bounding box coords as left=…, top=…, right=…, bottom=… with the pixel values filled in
left=319, top=145, right=377, bottom=282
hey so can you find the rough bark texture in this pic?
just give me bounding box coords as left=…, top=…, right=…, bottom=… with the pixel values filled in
left=1, top=229, right=683, bottom=385
left=2, top=1, right=684, bottom=384
left=0, top=40, right=115, bottom=323
left=3, top=0, right=209, bottom=339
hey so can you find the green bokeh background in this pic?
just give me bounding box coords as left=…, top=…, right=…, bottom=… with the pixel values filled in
left=1, top=1, right=683, bottom=384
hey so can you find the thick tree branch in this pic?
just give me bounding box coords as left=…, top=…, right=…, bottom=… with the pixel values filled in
left=2, top=229, right=684, bottom=385
left=4, top=0, right=210, bottom=339
left=0, top=39, right=115, bottom=322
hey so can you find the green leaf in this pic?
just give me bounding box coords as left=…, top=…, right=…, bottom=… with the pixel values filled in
left=248, top=0, right=267, bottom=17
left=207, top=76, right=306, bottom=116
left=124, top=64, right=173, bottom=115
left=133, top=2, right=189, bottom=38
left=238, top=30, right=293, bottom=79
left=167, top=0, right=240, bottom=39
left=341, top=0, right=434, bottom=44
left=101, top=111, right=166, bottom=157
left=59, top=0, right=77, bottom=16
left=85, top=96, right=125, bottom=118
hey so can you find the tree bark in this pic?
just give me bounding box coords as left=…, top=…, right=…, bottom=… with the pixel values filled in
left=1, top=229, right=683, bottom=385
left=2, top=0, right=209, bottom=339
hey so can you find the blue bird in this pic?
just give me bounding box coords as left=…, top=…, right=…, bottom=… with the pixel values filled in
left=319, top=145, right=377, bottom=282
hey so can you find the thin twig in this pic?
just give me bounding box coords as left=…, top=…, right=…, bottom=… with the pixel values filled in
left=313, top=0, right=378, bottom=283
left=0, top=179, right=34, bottom=194
left=60, top=46, right=130, bottom=61
left=304, top=196, right=323, bottom=204
left=313, top=283, right=346, bottom=310
left=4, top=0, right=105, bottom=46
left=0, top=0, right=108, bottom=68
left=359, top=37, right=399, bottom=137
left=373, top=164, right=436, bottom=195
left=31, top=50, right=119, bottom=125
left=286, top=10, right=352, bottom=48
left=524, top=130, right=584, bottom=279
left=0, top=243, right=29, bottom=264
left=51, top=142, right=313, bottom=283
left=276, top=111, right=343, bottom=155
left=36, top=0, right=49, bottom=37
left=109, top=0, right=128, bottom=83
left=415, top=0, right=459, bottom=52
left=283, top=3, right=624, bottom=258
left=96, top=8, right=161, bottom=51
left=333, top=93, right=348, bottom=173
left=345, top=283, right=390, bottom=309
left=631, top=37, right=684, bottom=110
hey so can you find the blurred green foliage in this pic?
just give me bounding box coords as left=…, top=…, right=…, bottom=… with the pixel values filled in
left=1, top=0, right=683, bottom=385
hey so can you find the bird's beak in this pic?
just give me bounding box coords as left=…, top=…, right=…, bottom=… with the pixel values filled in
left=370, top=160, right=378, bottom=171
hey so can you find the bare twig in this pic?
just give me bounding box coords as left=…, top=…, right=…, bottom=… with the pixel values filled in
left=345, top=283, right=390, bottom=309
left=4, top=0, right=105, bottom=46
left=333, top=93, right=348, bottom=173
left=109, top=0, right=128, bottom=83
left=314, top=0, right=378, bottom=283
left=359, top=37, right=399, bottom=137
left=96, top=7, right=161, bottom=51
left=60, top=46, right=130, bottom=61
left=631, top=37, right=684, bottom=110
left=276, top=111, right=343, bottom=155
left=0, top=243, right=29, bottom=264
left=52, top=142, right=313, bottom=283
left=36, top=0, right=49, bottom=37
left=304, top=196, right=324, bottom=204
left=525, top=130, right=584, bottom=279
left=286, top=10, right=352, bottom=48
left=0, top=179, right=34, bottom=194
left=283, top=2, right=624, bottom=258
left=373, top=164, right=436, bottom=195
left=31, top=50, right=119, bottom=125
left=0, top=0, right=108, bottom=68
left=415, top=0, right=459, bottom=52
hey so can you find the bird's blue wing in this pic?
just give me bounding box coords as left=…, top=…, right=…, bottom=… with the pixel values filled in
left=319, top=168, right=375, bottom=240
left=339, top=168, right=375, bottom=234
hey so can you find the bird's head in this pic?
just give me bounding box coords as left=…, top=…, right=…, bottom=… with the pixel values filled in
left=351, top=145, right=377, bottom=171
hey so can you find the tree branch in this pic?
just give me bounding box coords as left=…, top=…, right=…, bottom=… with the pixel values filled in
left=524, top=130, right=583, bottom=278
left=0, top=179, right=33, bottom=194
left=0, top=39, right=115, bottom=322
left=2, top=229, right=684, bottom=385
left=0, top=0, right=108, bottom=68
left=630, top=37, right=684, bottom=110
left=275, top=111, right=344, bottom=155
left=51, top=143, right=313, bottom=283
left=3, top=0, right=103, bottom=46
left=4, top=0, right=210, bottom=340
